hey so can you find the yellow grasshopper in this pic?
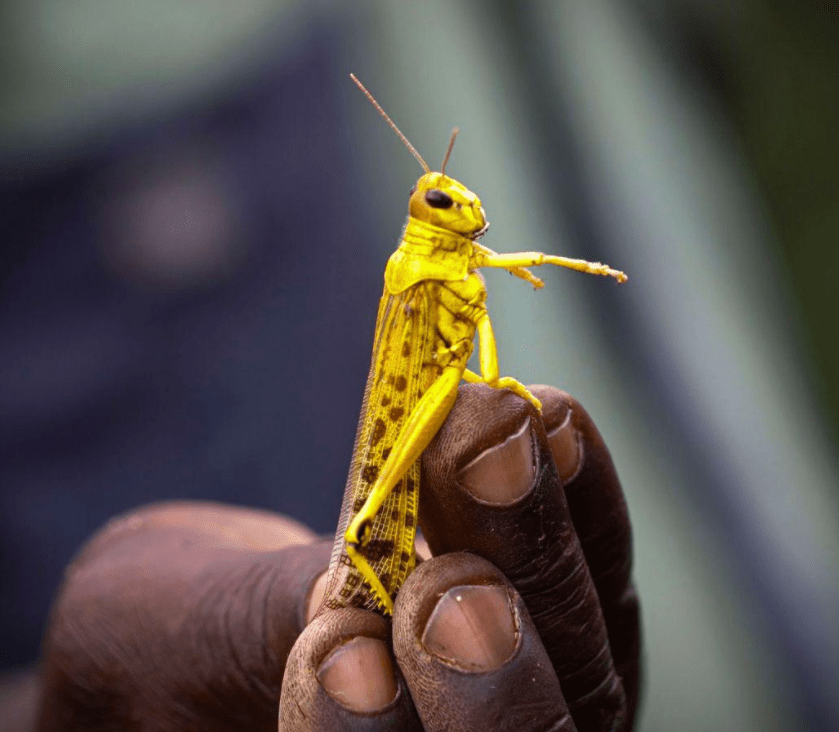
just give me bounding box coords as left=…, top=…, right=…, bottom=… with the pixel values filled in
left=320, top=75, right=627, bottom=616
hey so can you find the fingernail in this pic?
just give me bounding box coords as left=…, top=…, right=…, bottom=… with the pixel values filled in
left=458, top=418, right=534, bottom=504
left=547, top=410, right=583, bottom=483
left=317, top=637, right=397, bottom=712
left=422, top=585, right=517, bottom=671
left=305, top=571, right=328, bottom=624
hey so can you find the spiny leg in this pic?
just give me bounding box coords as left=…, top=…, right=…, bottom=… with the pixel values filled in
left=345, top=364, right=463, bottom=611
left=478, top=250, right=627, bottom=283
left=507, top=266, right=544, bottom=289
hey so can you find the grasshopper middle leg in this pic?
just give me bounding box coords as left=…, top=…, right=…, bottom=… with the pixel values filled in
left=462, top=311, right=542, bottom=412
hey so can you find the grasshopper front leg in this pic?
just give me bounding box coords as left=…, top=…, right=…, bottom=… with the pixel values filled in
left=474, top=247, right=628, bottom=283
left=345, top=362, right=463, bottom=613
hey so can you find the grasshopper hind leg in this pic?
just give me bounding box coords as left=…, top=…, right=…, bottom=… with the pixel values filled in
left=345, top=541, right=395, bottom=615
left=344, top=364, right=462, bottom=613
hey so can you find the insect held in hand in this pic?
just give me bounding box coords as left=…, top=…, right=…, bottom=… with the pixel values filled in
left=320, top=74, right=627, bottom=616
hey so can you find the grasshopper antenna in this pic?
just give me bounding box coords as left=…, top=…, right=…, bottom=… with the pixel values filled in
left=440, top=127, right=459, bottom=177
left=350, top=73, right=430, bottom=173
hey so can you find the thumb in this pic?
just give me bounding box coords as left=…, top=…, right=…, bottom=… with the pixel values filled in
left=279, top=608, right=423, bottom=732
left=38, top=505, right=331, bottom=731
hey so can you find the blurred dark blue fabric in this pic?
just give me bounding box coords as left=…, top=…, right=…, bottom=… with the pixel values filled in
left=0, top=31, right=382, bottom=669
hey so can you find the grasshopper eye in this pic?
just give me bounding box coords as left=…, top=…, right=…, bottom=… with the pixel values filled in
left=425, top=189, right=453, bottom=209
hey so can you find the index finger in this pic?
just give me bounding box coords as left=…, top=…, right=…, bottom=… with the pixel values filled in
left=420, top=383, right=629, bottom=730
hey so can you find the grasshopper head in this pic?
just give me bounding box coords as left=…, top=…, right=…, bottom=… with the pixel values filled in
left=345, top=76, right=485, bottom=237
left=409, top=172, right=488, bottom=238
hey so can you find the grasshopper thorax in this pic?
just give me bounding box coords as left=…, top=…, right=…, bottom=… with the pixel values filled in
left=408, top=172, right=488, bottom=238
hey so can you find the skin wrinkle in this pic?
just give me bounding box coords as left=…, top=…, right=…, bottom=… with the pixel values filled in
left=42, top=576, right=165, bottom=728
left=510, top=538, right=590, bottom=624
left=237, top=562, right=283, bottom=703
left=56, top=584, right=155, bottom=690
left=569, top=672, right=627, bottom=732
left=563, top=501, right=630, bottom=587
left=530, top=566, right=598, bottom=638
left=183, top=545, right=329, bottom=729
left=213, top=546, right=329, bottom=713
left=504, top=487, right=594, bottom=615
left=498, top=697, right=572, bottom=730
left=259, top=563, right=280, bottom=689
left=514, top=492, right=623, bottom=713
left=180, top=560, right=279, bottom=725
left=575, top=519, right=631, bottom=579
left=546, top=714, right=577, bottom=732
left=221, top=562, right=274, bottom=703
left=531, top=604, right=612, bottom=690
left=561, top=641, right=619, bottom=691
left=572, top=665, right=626, bottom=708
left=197, top=567, right=252, bottom=686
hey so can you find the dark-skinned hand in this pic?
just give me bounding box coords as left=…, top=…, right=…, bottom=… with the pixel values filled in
left=35, top=385, right=640, bottom=731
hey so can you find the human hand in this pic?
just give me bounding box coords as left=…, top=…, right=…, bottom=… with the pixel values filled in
left=36, top=503, right=332, bottom=731
left=36, top=385, right=639, bottom=731
left=281, top=384, right=640, bottom=731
